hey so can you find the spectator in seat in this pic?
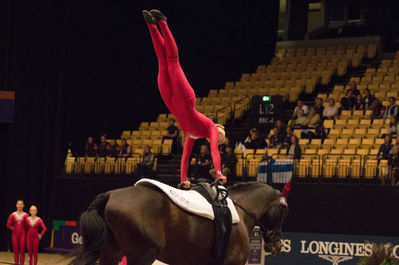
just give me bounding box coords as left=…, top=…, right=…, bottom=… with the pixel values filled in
left=301, top=124, right=327, bottom=141
left=210, top=145, right=237, bottom=179
left=243, top=128, right=267, bottom=150
left=387, top=116, right=399, bottom=138
left=269, top=128, right=283, bottom=148
left=354, top=94, right=365, bottom=110
left=195, top=144, right=212, bottom=182
left=137, top=146, right=155, bottom=176
left=274, top=120, right=286, bottom=139
left=313, top=125, right=327, bottom=141
left=119, top=139, right=132, bottom=157
left=218, top=137, right=230, bottom=155
left=282, top=127, right=294, bottom=148
left=84, top=136, right=98, bottom=157
left=293, top=109, right=308, bottom=128
left=340, top=90, right=356, bottom=111
left=377, top=135, right=392, bottom=161
left=163, top=118, right=180, bottom=154
left=98, top=134, right=110, bottom=157
left=387, top=145, right=399, bottom=186
left=368, top=99, right=385, bottom=119
left=304, top=107, right=321, bottom=128
left=107, top=139, right=120, bottom=158
left=383, top=97, right=399, bottom=119
left=323, top=99, right=339, bottom=120
left=347, top=80, right=360, bottom=96
left=363, top=88, right=375, bottom=109
left=314, top=97, right=325, bottom=117
left=292, top=100, right=309, bottom=119
left=285, top=135, right=301, bottom=160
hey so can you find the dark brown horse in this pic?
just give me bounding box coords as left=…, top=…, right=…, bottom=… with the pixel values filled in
left=70, top=182, right=288, bottom=265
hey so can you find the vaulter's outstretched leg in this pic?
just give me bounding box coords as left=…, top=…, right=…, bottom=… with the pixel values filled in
left=151, top=10, right=196, bottom=104
left=143, top=10, right=173, bottom=109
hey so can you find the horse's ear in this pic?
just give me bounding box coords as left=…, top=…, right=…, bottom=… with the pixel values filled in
left=282, top=181, right=291, bottom=198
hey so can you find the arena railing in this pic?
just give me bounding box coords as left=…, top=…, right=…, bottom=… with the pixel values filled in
left=63, top=153, right=144, bottom=176
left=239, top=151, right=387, bottom=185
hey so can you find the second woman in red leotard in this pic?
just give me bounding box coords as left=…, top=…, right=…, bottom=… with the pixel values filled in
left=26, top=205, right=46, bottom=265
left=143, top=9, right=227, bottom=188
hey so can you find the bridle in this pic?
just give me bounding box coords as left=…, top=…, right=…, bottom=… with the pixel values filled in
left=232, top=199, right=282, bottom=245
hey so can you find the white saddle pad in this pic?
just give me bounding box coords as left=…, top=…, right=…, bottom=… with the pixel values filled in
left=135, top=179, right=240, bottom=224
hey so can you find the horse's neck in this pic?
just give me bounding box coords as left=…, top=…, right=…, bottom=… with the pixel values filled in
left=232, top=186, right=276, bottom=230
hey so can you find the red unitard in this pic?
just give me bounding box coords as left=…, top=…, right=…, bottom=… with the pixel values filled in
left=26, top=217, right=46, bottom=265
left=7, top=212, right=29, bottom=265
left=146, top=20, right=225, bottom=182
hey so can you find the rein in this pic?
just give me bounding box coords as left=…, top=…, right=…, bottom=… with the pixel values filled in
left=231, top=195, right=282, bottom=246
left=231, top=199, right=257, bottom=225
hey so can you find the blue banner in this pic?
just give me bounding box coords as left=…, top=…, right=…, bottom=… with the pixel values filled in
left=264, top=232, right=399, bottom=265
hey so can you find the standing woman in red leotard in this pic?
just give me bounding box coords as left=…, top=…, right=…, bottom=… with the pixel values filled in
left=7, top=200, right=29, bottom=265
left=143, top=9, right=227, bottom=188
left=26, top=205, right=46, bottom=265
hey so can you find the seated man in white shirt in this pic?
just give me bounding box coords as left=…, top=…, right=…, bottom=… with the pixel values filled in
left=292, top=100, right=309, bottom=119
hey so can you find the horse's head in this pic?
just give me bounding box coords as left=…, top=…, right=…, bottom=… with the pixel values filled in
left=258, top=195, right=288, bottom=256
left=228, top=182, right=289, bottom=256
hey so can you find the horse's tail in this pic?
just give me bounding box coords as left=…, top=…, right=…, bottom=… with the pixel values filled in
left=69, top=192, right=110, bottom=265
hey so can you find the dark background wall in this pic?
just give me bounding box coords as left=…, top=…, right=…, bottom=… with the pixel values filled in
left=0, top=0, right=279, bottom=250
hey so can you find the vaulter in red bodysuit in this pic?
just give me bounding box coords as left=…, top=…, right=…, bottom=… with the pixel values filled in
left=143, top=9, right=227, bottom=188
left=7, top=200, right=29, bottom=265
left=26, top=205, right=46, bottom=265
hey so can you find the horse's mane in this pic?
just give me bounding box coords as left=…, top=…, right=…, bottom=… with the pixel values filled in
left=227, top=181, right=279, bottom=197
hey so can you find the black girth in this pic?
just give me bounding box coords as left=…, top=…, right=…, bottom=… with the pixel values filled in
left=190, top=182, right=232, bottom=263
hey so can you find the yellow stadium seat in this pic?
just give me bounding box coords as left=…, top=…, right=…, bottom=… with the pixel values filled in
left=351, top=159, right=362, bottom=178
left=310, top=139, right=322, bottom=147
left=342, top=128, right=354, bottom=135
left=323, top=157, right=337, bottom=178
left=344, top=148, right=356, bottom=155
left=337, top=158, right=351, bottom=178
left=157, top=113, right=168, bottom=122
left=352, top=111, right=363, bottom=119
left=305, top=149, right=317, bottom=154
left=359, top=119, right=371, bottom=127
left=362, top=138, right=374, bottom=145
left=367, top=128, right=380, bottom=136
left=336, top=138, right=348, bottom=145
left=317, top=148, right=330, bottom=155
left=375, top=138, right=385, bottom=145
left=139, top=122, right=149, bottom=130
left=64, top=157, right=75, bottom=174
left=365, top=110, right=373, bottom=118
left=236, top=159, right=244, bottom=177
left=323, top=120, right=334, bottom=129
left=341, top=110, right=352, bottom=118
left=268, top=148, right=279, bottom=157
left=348, top=138, right=361, bottom=146
left=364, top=159, right=377, bottom=179
left=247, top=158, right=262, bottom=177
left=141, top=130, right=151, bottom=139
left=329, top=128, right=341, bottom=137
left=299, top=139, right=309, bottom=146
left=104, top=158, right=116, bottom=174
left=357, top=148, right=370, bottom=156
left=370, top=148, right=379, bottom=155
left=323, top=138, right=336, bottom=147
left=297, top=158, right=311, bottom=178
left=354, top=128, right=367, bottom=136
left=335, top=119, right=347, bottom=127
